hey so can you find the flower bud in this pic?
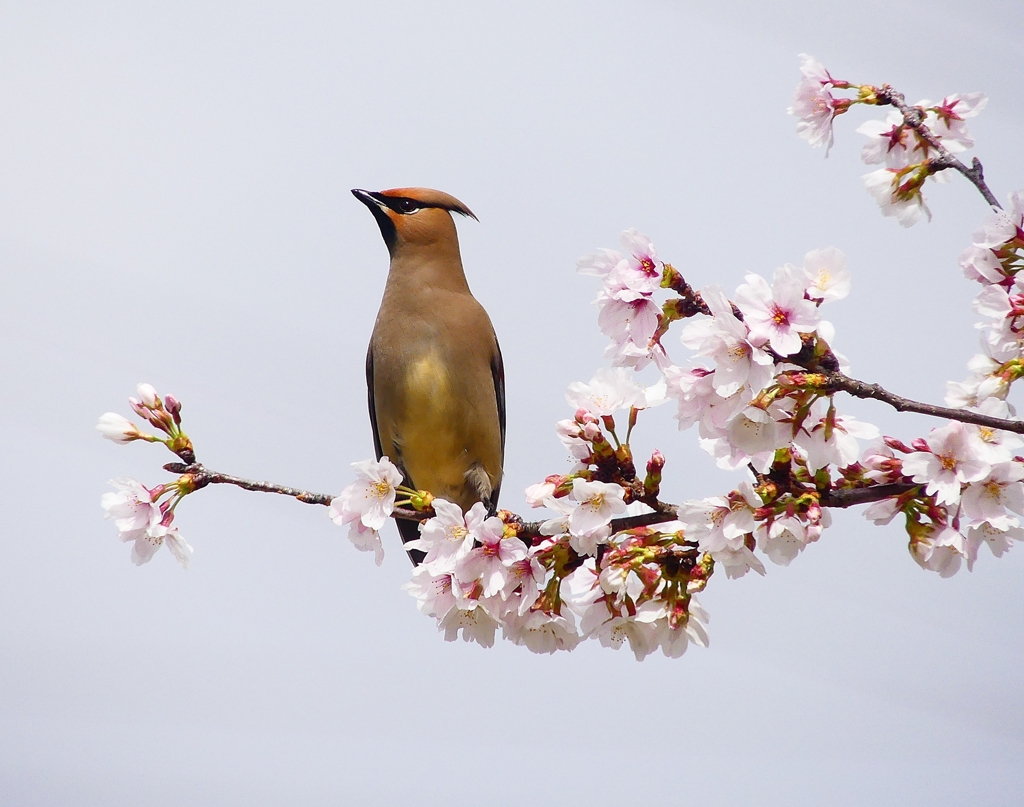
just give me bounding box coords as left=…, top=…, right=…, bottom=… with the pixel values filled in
left=643, top=449, right=665, bottom=498
left=96, top=412, right=143, bottom=444
left=137, top=383, right=159, bottom=409
left=165, top=394, right=182, bottom=424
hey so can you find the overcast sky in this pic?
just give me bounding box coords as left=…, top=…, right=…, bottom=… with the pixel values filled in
left=2, top=1, right=1023, bottom=804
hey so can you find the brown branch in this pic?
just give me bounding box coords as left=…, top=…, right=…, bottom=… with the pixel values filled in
left=826, top=372, right=1024, bottom=433
left=163, top=462, right=335, bottom=505
left=875, top=85, right=1001, bottom=209
left=163, top=461, right=921, bottom=541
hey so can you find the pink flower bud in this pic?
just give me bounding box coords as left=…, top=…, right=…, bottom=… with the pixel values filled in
left=582, top=422, right=602, bottom=441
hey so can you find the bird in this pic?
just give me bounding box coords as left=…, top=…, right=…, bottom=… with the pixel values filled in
left=352, top=187, right=505, bottom=563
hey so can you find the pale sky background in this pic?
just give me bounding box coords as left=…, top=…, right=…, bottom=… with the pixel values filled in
left=2, top=1, right=1023, bottom=804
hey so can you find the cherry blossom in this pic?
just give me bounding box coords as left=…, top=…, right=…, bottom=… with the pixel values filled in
left=960, top=463, right=1024, bottom=528
left=756, top=516, right=812, bottom=567
left=328, top=456, right=404, bottom=532
left=101, top=477, right=162, bottom=542
left=566, top=367, right=643, bottom=415
left=734, top=268, right=820, bottom=356
left=405, top=499, right=486, bottom=574
left=794, top=407, right=879, bottom=473
left=788, top=53, right=841, bottom=152
left=438, top=601, right=499, bottom=647
left=403, top=567, right=458, bottom=618
left=799, top=247, right=851, bottom=303
left=909, top=525, right=964, bottom=578
left=502, top=611, right=581, bottom=654
left=901, top=422, right=991, bottom=505
left=455, top=515, right=527, bottom=598
left=140, top=522, right=194, bottom=570
left=927, top=93, right=988, bottom=153
left=857, top=110, right=923, bottom=168
left=965, top=522, right=1024, bottom=571
left=863, top=167, right=931, bottom=227
left=568, top=478, right=628, bottom=535
left=972, top=191, right=1024, bottom=248
left=680, top=285, right=774, bottom=397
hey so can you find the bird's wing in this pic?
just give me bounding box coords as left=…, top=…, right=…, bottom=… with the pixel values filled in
left=490, top=334, right=506, bottom=506
left=366, top=342, right=424, bottom=562
left=365, top=344, right=384, bottom=461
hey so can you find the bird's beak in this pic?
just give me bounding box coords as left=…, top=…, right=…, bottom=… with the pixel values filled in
left=352, top=188, right=385, bottom=210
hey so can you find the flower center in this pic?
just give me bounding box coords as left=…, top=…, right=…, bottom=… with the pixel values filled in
left=638, top=256, right=658, bottom=277
left=938, top=454, right=958, bottom=472
left=770, top=304, right=790, bottom=327
left=371, top=479, right=391, bottom=499
left=446, top=525, right=469, bottom=542
left=585, top=493, right=605, bottom=510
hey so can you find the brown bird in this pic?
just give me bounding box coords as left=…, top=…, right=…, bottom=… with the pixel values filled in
left=352, top=187, right=505, bottom=562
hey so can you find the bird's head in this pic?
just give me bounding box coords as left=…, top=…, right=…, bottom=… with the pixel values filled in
left=352, top=187, right=477, bottom=256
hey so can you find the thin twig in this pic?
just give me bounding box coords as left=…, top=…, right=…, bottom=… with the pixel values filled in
left=163, top=462, right=334, bottom=505
left=826, top=372, right=1024, bottom=433
left=875, top=85, right=1001, bottom=209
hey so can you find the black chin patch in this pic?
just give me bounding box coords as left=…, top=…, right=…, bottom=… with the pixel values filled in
left=367, top=202, right=397, bottom=253
left=352, top=190, right=398, bottom=253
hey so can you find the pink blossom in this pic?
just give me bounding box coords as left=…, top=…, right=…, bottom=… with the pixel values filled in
left=927, top=93, right=988, bottom=153
left=403, top=567, right=458, bottom=619
left=328, top=456, right=404, bottom=532
left=524, top=480, right=556, bottom=508
left=734, top=268, right=820, bottom=356
left=800, top=247, right=851, bottom=303
left=438, top=602, right=499, bottom=647
left=972, top=191, right=1024, bottom=249
left=910, top=525, right=964, bottom=577
left=959, top=244, right=1006, bottom=285
left=566, top=367, right=643, bottom=415
left=680, top=285, right=774, bottom=397
left=502, top=611, right=580, bottom=654
left=456, top=516, right=527, bottom=598
left=961, top=462, right=1024, bottom=528
left=596, top=295, right=662, bottom=368
left=857, top=111, right=923, bottom=169
left=405, top=499, right=486, bottom=574
left=794, top=409, right=879, bottom=473
left=788, top=54, right=840, bottom=153
left=965, top=522, right=1023, bottom=571
left=901, top=422, right=991, bottom=505
left=862, top=168, right=931, bottom=227
left=101, top=477, right=162, bottom=542
left=568, top=478, right=628, bottom=536
left=756, top=516, right=809, bottom=566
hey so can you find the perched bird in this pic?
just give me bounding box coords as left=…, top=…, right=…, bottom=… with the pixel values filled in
left=352, top=187, right=505, bottom=562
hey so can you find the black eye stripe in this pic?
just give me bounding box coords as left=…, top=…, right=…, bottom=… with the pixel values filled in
left=369, top=193, right=435, bottom=215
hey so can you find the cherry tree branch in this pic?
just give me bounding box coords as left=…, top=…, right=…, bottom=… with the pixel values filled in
left=162, top=461, right=923, bottom=539
left=163, top=462, right=334, bottom=505
left=875, top=84, right=1001, bottom=209
left=825, top=372, right=1024, bottom=433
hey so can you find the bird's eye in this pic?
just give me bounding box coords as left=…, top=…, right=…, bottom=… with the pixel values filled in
left=397, top=198, right=420, bottom=214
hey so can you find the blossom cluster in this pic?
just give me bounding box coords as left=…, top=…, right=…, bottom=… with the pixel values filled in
left=330, top=454, right=710, bottom=659
left=953, top=192, right=1024, bottom=407
left=97, top=384, right=194, bottom=568
left=789, top=53, right=987, bottom=226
